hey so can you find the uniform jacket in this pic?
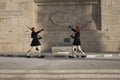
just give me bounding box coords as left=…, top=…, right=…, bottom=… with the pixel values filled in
left=30, top=30, right=42, bottom=46
left=70, top=28, right=81, bottom=45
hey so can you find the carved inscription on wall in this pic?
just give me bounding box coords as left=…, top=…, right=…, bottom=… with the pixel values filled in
left=0, top=0, right=33, bottom=43
left=108, top=0, right=120, bottom=16
left=0, top=1, right=24, bottom=22
left=0, top=10, right=23, bottom=19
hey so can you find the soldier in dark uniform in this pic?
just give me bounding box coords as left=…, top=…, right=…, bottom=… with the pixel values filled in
left=68, top=26, right=87, bottom=58
left=27, top=27, right=44, bottom=58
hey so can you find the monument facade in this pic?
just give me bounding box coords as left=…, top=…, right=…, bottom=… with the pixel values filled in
left=0, top=0, right=120, bottom=53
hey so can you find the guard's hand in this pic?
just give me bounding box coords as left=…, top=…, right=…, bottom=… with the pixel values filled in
left=68, top=26, right=71, bottom=29
left=41, top=29, right=44, bottom=31
left=70, top=35, right=74, bottom=39
left=39, top=37, right=42, bottom=39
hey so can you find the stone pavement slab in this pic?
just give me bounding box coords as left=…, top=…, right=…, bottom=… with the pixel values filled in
left=0, top=69, right=120, bottom=79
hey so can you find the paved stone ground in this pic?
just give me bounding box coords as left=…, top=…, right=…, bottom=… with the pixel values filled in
left=0, top=52, right=120, bottom=80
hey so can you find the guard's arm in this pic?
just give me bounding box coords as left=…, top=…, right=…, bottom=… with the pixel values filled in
left=68, top=26, right=76, bottom=32
left=36, top=29, right=44, bottom=33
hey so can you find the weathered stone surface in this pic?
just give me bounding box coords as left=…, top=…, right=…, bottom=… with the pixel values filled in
left=101, top=0, right=120, bottom=52
left=0, top=0, right=120, bottom=53
left=36, top=1, right=100, bottom=52
left=0, top=0, right=34, bottom=52
left=34, top=0, right=98, bottom=3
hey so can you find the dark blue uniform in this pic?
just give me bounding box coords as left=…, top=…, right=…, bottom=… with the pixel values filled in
left=70, top=28, right=81, bottom=45
left=68, top=26, right=86, bottom=58
left=30, top=30, right=42, bottom=46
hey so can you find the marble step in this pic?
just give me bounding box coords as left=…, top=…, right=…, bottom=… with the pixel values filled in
left=0, top=69, right=120, bottom=79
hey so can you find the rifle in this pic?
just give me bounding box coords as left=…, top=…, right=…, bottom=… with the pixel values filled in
left=27, top=26, right=32, bottom=31
left=68, top=20, right=92, bottom=38
left=81, top=20, right=92, bottom=29
left=68, top=20, right=92, bottom=30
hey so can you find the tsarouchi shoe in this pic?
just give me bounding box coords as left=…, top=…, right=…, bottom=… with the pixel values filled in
left=38, top=55, right=44, bottom=58
left=81, top=55, right=87, bottom=58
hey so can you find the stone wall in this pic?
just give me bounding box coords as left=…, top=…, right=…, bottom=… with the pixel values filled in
left=0, top=0, right=120, bottom=53
left=101, top=0, right=120, bottom=52
left=0, top=0, right=34, bottom=53
left=35, top=0, right=101, bottom=52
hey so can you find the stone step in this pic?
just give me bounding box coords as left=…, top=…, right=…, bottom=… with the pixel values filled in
left=52, top=46, right=72, bottom=53
left=0, top=69, right=120, bottom=79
